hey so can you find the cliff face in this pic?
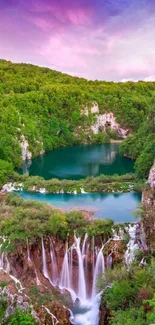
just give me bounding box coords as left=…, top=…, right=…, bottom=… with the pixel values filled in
left=148, top=161, right=155, bottom=190
left=81, top=103, right=129, bottom=139
left=91, top=112, right=129, bottom=138
left=142, top=162, right=155, bottom=252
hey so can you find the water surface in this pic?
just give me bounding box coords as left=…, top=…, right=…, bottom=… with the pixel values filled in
left=19, top=191, right=141, bottom=223
left=19, top=144, right=134, bottom=180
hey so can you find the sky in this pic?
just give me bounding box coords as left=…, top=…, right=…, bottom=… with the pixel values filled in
left=1, top=0, right=155, bottom=81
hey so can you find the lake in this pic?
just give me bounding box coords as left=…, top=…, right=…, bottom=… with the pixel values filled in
left=19, top=191, right=141, bottom=223
left=19, top=144, right=134, bottom=180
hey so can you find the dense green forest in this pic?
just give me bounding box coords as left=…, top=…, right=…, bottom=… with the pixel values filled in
left=0, top=59, right=154, bottom=185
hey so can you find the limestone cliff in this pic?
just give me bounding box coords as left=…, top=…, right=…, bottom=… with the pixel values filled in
left=81, top=103, right=129, bottom=139
left=91, top=112, right=129, bottom=138
left=148, top=161, right=155, bottom=190
left=20, top=135, right=32, bottom=161
left=142, top=162, right=155, bottom=252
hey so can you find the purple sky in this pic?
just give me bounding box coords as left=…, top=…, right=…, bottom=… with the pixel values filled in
left=1, top=0, right=155, bottom=80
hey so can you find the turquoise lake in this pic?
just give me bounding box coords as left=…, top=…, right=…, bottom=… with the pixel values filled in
left=19, top=191, right=141, bottom=223
left=19, top=144, right=134, bottom=180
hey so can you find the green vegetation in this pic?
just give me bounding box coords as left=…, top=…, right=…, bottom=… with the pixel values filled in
left=120, top=116, right=155, bottom=178
left=98, top=261, right=155, bottom=325
left=6, top=309, right=38, bottom=325
left=0, top=160, right=14, bottom=188
left=12, top=172, right=143, bottom=193
left=0, top=193, right=114, bottom=245
left=0, top=298, right=8, bottom=323
left=0, top=59, right=154, bottom=185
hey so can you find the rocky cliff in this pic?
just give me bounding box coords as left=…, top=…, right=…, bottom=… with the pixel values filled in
left=81, top=103, right=129, bottom=139
left=148, top=161, right=155, bottom=190
left=142, top=162, right=155, bottom=252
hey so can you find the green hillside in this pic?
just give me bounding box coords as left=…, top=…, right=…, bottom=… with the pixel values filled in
left=0, top=59, right=154, bottom=185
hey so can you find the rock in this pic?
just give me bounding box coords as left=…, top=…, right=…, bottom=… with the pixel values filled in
left=81, top=102, right=99, bottom=116
left=148, top=161, right=155, bottom=189
left=17, top=295, right=24, bottom=304
left=91, top=112, right=129, bottom=138
left=91, top=102, right=99, bottom=114
left=20, top=135, right=32, bottom=161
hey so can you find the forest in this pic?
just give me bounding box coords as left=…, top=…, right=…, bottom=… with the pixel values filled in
left=0, top=59, right=154, bottom=186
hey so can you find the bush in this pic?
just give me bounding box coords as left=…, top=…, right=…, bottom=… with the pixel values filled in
left=110, top=307, right=146, bottom=325
left=103, top=280, right=137, bottom=310
left=6, top=309, right=38, bottom=325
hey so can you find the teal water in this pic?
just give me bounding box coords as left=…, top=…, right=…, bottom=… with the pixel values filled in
left=19, top=144, right=134, bottom=180
left=19, top=191, right=141, bottom=223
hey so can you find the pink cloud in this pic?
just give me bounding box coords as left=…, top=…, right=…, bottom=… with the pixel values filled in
left=40, top=35, right=87, bottom=69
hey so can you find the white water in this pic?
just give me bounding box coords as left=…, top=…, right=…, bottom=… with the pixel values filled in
left=41, top=238, right=53, bottom=285
left=0, top=234, right=110, bottom=325
left=107, top=253, right=113, bottom=269
left=74, top=235, right=87, bottom=301
left=27, top=239, right=32, bottom=263
left=41, top=235, right=106, bottom=325
left=60, top=250, right=71, bottom=289
left=92, top=247, right=105, bottom=297
left=50, top=238, right=58, bottom=285
left=125, top=224, right=138, bottom=265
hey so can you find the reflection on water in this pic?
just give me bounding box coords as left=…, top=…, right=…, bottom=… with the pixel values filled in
left=19, top=144, right=134, bottom=180
left=19, top=191, right=141, bottom=223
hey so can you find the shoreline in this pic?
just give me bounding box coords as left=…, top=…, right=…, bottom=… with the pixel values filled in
left=110, top=139, right=123, bottom=143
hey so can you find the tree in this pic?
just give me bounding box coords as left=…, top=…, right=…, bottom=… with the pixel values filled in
left=0, top=159, right=14, bottom=188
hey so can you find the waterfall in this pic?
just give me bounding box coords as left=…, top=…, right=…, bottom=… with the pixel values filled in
left=74, top=235, right=87, bottom=301
left=60, top=250, right=70, bottom=289
left=41, top=238, right=52, bottom=283
left=0, top=252, right=4, bottom=269
left=5, top=256, right=10, bottom=273
left=35, top=269, right=41, bottom=286
left=92, top=247, right=105, bottom=297
left=69, top=246, right=73, bottom=288
left=107, top=253, right=112, bottom=269
left=0, top=233, right=107, bottom=325
left=50, top=239, right=58, bottom=285
left=82, top=233, right=88, bottom=256
left=27, top=239, right=32, bottom=263
left=92, top=236, right=95, bottom=275
left=82, top=233, right=88, bottom=278
left=0, top=237, right=4, bottom=269
left=125, top=224, right=138, bottom=265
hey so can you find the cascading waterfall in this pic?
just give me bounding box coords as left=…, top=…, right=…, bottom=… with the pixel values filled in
left=82, top=233, right=88, bottom=256
left=69, top=246, right=73, bottom=288
left=35, top=269, right=41, bottom=286
left=74, top=235, right=87, bottom=301
left=0, top=251, right=4, bottom=269
left=92, top=247, right=105, bottom=297
left=92, top=236, right=95, bottom=275
left=27, top=239, right=32, bottom=263
left=0, top=236, right=5, bottom=269
left=107, top=253, right=113, bottom=269
left=41, top=235, right=106, bottom=325
left=124, top=224, right=138, bottom=265
left=0, top=234, right=112, bottom=325
left=41, top=238, right=53, bottom=285
left=50, top=238, right=58, bottom=285
left=60, top=250, right=71, bottom=289
left=5, top=256, right=10, bottom=273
